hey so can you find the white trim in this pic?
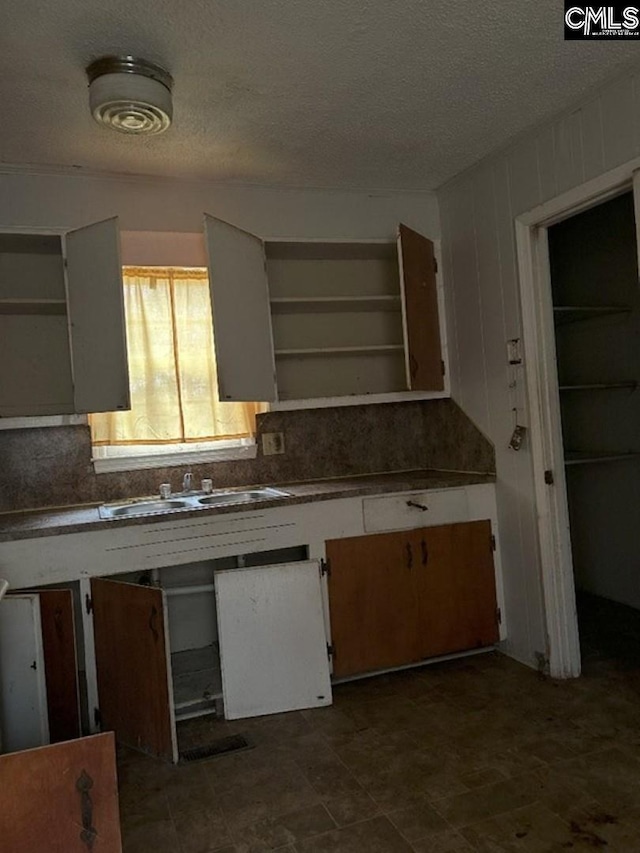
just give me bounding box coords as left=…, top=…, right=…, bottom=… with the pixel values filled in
left=514, top=157, right=640, bottom=679
left=515, top=221, right=580, bottom=678
left=271, top=390, right=448, bottom=411
left=0, top=414, right=87, bottom=431
left=92, top=439, right=257, bottom=473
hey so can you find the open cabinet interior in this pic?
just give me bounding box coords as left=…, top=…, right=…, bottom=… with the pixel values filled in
left=0, top=219, right=129, bottom=417
left=203, top=216, right=444, bottom=402
left=90, top=545, right=330, bottom=762
left=549, top=189, right=640, bottom=626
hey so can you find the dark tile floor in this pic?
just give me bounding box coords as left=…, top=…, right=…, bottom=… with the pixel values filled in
left=118, top=595, right=640, bottom=852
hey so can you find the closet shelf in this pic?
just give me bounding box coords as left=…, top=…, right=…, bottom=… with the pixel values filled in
left=274, top=344, right=404, bottom=357
left=0, top=298, right=67, bottom=316
left=559, top=382, right=638, bottom=392
left=270, top=295, right=401, bottom=314
left=553, top=305, right=632, bottom=325
left=564, top=451, right=640, bottom=466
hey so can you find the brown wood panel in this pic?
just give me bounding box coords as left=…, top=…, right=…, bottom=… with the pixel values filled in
left=37, top=589, right=81, bottom=743
left=91, top=578, right=175, bottom=762
left=398, top=223, right=444, bottom=391
left=0, top=732, right=122, bottom=852
left=326, top=531, right=421, bottom=678
left=413, top=521, right=499, bottom=659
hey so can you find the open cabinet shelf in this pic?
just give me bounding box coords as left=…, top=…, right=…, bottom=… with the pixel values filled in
left=274, top=344, right=404, bottom=357
left=0, top=298, right=67, bottom=316
left=269, top=295, right=402, bottom=314
left=553, top=305, right=632, bottom=324
left=559, top=382, right=638, bottom=392
left=564, top=451, right=640, bottom=466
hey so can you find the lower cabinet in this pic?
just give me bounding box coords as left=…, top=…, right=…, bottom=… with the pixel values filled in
left=91, top=553, right=332, bottom=762
left=0, top=731, right=122, bottom=852
left=326, top=520, right=499, bottom=678
left=0, top=589, right=81, bottom=753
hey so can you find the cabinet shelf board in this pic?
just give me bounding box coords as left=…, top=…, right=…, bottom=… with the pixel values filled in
left=0, top=298, right=67, bottom=316
left=270, top=295, right=401, bottom=314
left=564, top=451, right=640, bottom=466
left=553, top=305, right=632, bottom=325
left=559, top=382, right=638, bottom=392
left=275, top=344, right=404, bottom=357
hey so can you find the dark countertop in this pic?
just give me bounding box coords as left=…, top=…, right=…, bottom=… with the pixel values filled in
left=0, top=470, right=495, bottom=543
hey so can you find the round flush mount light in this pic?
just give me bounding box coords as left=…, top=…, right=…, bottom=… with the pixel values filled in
left=86, top=56, right=173, bottom=135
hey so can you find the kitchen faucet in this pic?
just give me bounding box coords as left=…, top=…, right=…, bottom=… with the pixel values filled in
left=182, top=471, right=193, bottom=493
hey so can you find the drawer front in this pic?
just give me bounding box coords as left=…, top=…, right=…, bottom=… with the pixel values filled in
left=362, top=488, right=468, bottom=533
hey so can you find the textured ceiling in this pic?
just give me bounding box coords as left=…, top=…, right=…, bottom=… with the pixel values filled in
left=0, top=1, right=638, bottom=190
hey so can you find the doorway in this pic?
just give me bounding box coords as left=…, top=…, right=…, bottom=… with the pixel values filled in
left=547, top=191, right=640, bottom=672
left=516, top=167, right=640, bottom=678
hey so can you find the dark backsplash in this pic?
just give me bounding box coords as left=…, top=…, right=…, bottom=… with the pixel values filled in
left=0, top=400, right=494, bottom=513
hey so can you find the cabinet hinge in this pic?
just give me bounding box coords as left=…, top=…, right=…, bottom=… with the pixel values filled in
left=496, top=607, right=502, bottom=626
left=94, top=707, right=102, bottom=728
left=544, top=469, right=554, bottom=485
left=327, top=643, right=335, bottom=659
left=320, top=558, right=331, bottom=577
left=441, top=359, right=446, bottom=376
left=85, top=594, right=93, bottom=615
left=490, top=534, right=496, bottom=552
left=433, top=257, right=438, bottom=274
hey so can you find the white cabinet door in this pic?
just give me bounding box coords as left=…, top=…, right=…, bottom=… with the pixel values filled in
left=0, top=594, right=49, bottom=753
left=215, top=561, right=332, bottom=719
left=65, top=217, right=130, bottom=413
left=204, top=214, right=277, bottom=402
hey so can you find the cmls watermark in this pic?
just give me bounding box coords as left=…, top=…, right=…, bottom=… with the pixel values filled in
left=564, top=3, right=640, bottom=37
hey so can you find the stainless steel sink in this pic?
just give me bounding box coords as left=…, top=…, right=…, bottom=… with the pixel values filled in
left=99, top=498, right=193, bottom=519
left=197, top=487, right=290, bottom=507
left=99, top=487, right=290, bottom=520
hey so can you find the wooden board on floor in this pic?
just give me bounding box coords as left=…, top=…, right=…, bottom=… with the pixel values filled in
left=91, top=578, right=176, bottom=762
left=326, top=532, right=422, bottom=678
left=0, top=732, right=122, bottom=852
left=36, top=588, right=81, bottom=743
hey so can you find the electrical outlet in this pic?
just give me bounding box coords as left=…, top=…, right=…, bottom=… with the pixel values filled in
left=262, top=432, right=285, bottom=456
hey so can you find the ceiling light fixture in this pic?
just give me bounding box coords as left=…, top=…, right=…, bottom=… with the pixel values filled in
left=86, top=55, right=173, bottom=135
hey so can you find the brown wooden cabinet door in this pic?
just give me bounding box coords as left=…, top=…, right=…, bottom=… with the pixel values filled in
left=326, top=531, right=421, bottom=678
left=412, top=521, right=499, bottom=659
left=0, top=731, right=122, bottom=852
left=398, top=223, right=444, bottom=391
left=91, top=578, right=176, bottom=762
left=37, top=588, right=82, bottom=743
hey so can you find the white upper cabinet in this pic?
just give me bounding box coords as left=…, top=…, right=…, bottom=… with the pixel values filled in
left=66, top=218, right=129, bottom=414
left=203, top=215, right=446, bottom=404
left=204, top=215, right=277, bottom=402
left=0, top=218, right=130, bottom=418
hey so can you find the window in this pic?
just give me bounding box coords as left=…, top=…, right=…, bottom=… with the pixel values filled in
left=89, top=266, right=267, bottom=471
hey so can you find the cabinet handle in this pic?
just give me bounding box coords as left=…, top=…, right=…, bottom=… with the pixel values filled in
left=76, top=769, right=97, bottom=850
left=406, top=500, right=429, bottom=512
left=409, top=353, right=419, bottom=379
left=406, top=542, right=413, bottom=570
left=421, top=539, right=428, bottom=566
left=149, top=606, right=159, bottom=642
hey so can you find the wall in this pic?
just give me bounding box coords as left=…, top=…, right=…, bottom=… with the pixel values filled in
left=0, top=167, right=439, bottom=239
left=0, top=167, right=453, bottom=511
left=0, top=400, right=494, bottom=512
left=438, top=68, right=640, bottom=667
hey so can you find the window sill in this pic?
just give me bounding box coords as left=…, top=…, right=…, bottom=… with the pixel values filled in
left=92, top=442, right=257, bottom=474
